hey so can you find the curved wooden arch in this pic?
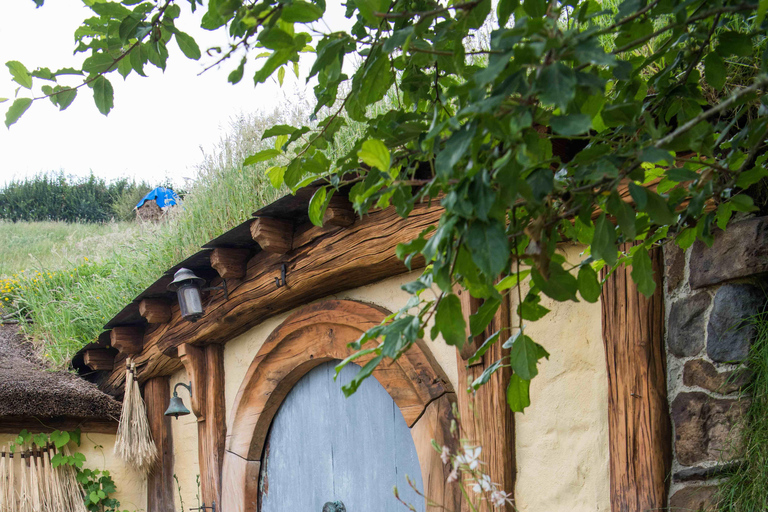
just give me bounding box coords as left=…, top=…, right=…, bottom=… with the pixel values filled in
left=221, top=299, right=459, bottom=512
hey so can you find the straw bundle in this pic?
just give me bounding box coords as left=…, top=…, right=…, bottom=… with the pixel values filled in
left=114, top=359, right=157, bottom=474
left=0, top=443, right=87, bottom=512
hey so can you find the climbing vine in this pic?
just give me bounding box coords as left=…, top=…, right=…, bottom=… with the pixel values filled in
left=5, top=0, right=768, bottom=411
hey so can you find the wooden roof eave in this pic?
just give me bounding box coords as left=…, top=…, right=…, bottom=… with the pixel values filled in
left=94, top=201, right=444, bottom=395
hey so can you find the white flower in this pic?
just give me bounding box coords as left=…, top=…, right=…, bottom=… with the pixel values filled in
left=471, top=473, right=493, bottom=493
left=440, top=446, right=451, bottom=465
left=490, top=489, right=513, bottom=508
left=446, top=467, right=459, bottom=483
left=457, top=445, right=482, bottom=470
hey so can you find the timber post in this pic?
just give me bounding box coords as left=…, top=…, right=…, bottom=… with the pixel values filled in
left=601, top=243, right=671, bottom=512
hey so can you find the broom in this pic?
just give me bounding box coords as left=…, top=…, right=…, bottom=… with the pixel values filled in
left=114, top=359, right=158, bottom=474
left=0, top=446, right=8, bottom=512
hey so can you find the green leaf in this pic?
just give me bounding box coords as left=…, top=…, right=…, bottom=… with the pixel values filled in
left=281, top=1, right=324, bottom=23
left=83, top=53, right=116, bottom=74
left=435, top=293, right=467, bottom=348
left=308, top=187, right=328, bottom=227
left=643, top=190, right=675, bottom=225
left=716, top=31, right=753, bottom=58
left=175, top=30, right=201, bottom=60
left=704, top=53, right=726, bottom=91
left=6, top=61, right=33, bottom=89
left=471, top=359, right=504, bottom=389
left=91, top=75, right=114, bottom=115
left=495, top=270, right=530, bottom=291
left=591, top=214, right=618, bottom=266
left=465, top=220, right=509, bottom=277
left=508, top=334, right=548, bottom=380
left=468, top=330, right=501, bottom=365
left=5, top=98, right=33, bottom=128
left=550, top=114, right=592, bottom=136
left=54, top=88, right=77, bottom=111
left=531, top=264, right=578, bottom=302
left=523, top=0, right=546, bottom=17
left=355, top=0, right=389, bottom=24
left=262, top=124, right=297, bottom=138
left=631, top=247, right=656, bottom=297
left=497, top=0, right=519, bottom=25
left=244, top=148, right=281, bottom=165
left=757, top=0, right=768, bottom=27
left=506, top=374, right=531, bottom=412
left=469, top=297, right=501, bottom=336
left=357, top=139, right=390, bottom=172
left=118, top=15, right=142, bottom=44
left=538, top=63, right=576, bottom=112
left=266, top=166, right=286, bottom=189
left=50, top=430, right=70, bottom=448
left=606, top=190, right=636, bottom=239
left=736, top=166, right=768, bottom=189
left=577, top=264, right=601, bottom=303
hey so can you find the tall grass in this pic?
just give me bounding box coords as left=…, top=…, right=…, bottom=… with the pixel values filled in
left=718, top=309, right=768, bottom=511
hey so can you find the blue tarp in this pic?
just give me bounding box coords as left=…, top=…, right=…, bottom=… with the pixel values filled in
left=136, top=187, right=179, bottom=209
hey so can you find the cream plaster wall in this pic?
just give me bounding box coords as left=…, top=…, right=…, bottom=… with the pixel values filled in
left=514, top=244, right=610, bottom=512
left=0, top=433, right=147, bottom=512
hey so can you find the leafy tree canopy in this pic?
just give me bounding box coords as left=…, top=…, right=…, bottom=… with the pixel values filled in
left=6, top=0, right=768, bottom=411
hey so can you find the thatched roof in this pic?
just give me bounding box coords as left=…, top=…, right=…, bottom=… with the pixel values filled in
left=0, top=325, right=121, bottom=421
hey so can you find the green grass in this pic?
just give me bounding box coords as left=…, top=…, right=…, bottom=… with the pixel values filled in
left=718, top=309, right=768, bottom=511
left=0, top=220, right=134, bottom=276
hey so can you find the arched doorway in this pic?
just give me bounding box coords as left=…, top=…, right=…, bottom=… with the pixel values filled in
left=221, top=300, right=460, bottom=512
left=259, top=360, right=423, bottom=512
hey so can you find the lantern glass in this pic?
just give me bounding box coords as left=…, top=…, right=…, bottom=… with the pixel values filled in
left=177, top=283, right=204, bottom=322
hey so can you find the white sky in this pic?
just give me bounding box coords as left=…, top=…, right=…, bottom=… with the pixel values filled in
left=0, top=0, right=350, bottom=187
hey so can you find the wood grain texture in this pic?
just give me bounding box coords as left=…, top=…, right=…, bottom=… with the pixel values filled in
left=109, top=326, right=144, bottom=355
left=601, top=243, right=671, bottom=512
left=210, top=248, right=249, bottom=280
left=323, top=195, right=355, bottom=227
left=144, top=377, right=174, bottom=512
left=139, top=299, right=172, bottom=324
left=84, top=349, right=115, bottom=371
left=250, top=217, right=293, bottom=254
left=455, top=290, right=516, bottom=511
left=178, top=343, right=227, bottom=509
left=220, top=299, right=454, bottom=512
left=101, top=203, right=443, bottom=394
left=411, top=393, right=462, bottom=512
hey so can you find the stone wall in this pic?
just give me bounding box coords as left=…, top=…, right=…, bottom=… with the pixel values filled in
left=664, top=216, right=768, bottom=511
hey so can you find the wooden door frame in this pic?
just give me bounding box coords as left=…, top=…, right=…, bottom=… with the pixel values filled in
left=221, top=299, right=461, bottom=512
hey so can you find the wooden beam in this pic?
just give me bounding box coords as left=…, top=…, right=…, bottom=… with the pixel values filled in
left=178, top=343, right=206, bottom=419
left=139, top=299, right=172, bottom=324
left=250, top=217, right=293, bottom=254
left=323, top=195, right=355, bottom=227
left=210, top=248, right=250, bottom=280
left=84, top=349, right=115, bottom=371
left=101, top=203, right=442, bottom=394
left=455, top=286, right=483, bottom=363
left=455, top=290, right=516, bottom=511
left=0, top=416, right=117, bottom=434
left=178, top=343, right=226, bottom=509
left=109, top=326, right=144, bottom=355
left=144, top=377, right=174, bottom=512
left=601, top=243, right=671, bottom=512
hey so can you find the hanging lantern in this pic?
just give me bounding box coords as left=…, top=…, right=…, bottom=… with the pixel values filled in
left=167, top=268, right=206, bottom=322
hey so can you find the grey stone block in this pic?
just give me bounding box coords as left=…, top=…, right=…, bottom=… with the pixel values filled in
left=707, top=284, right=765, bottom=363
left=668, top=292, right=711, bottom=357
left=690, top=216, right=768, bottom=289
